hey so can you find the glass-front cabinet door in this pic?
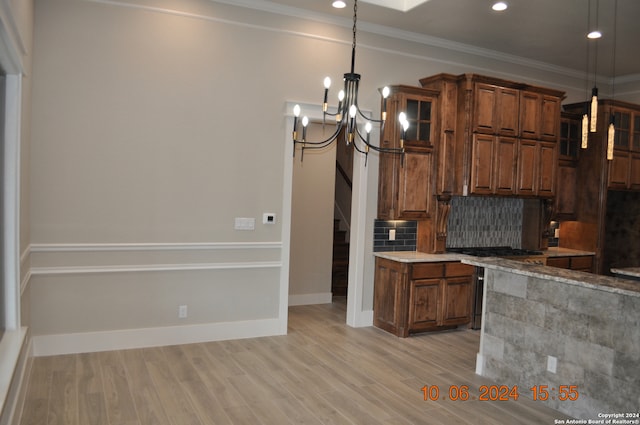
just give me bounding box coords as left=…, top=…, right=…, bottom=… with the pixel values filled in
left=613, top=110, right=631, bottom=149
left=633, top=114, right=640, bottom=151
left=403, top=94, right=435, bottom=147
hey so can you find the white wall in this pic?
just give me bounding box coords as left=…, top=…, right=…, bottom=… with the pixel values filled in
left=289, top=122, right=336, bottom=305
left=27, top=0, right=640, bottom=355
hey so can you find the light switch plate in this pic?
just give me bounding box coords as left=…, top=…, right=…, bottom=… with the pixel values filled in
left=234, top=217, right=255, bottom=230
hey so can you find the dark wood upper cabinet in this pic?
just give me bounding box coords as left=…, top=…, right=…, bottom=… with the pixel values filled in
left=561, top=99, right=640, bottom=274
left=420, top=73, right=564, bottom=199
left=377, top=85, right=439, bottom=221
left=564, top=101, right=640, bottom=192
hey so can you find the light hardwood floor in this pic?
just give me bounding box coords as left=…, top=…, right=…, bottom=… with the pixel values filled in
left=20, top=299, right=565, bottom=424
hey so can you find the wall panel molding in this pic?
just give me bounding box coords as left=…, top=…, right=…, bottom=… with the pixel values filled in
left=28, top=242, right=283, bottom=275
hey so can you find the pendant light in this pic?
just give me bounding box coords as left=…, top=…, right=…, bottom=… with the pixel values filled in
left=606, top=0, right=618, bottom=161
left=589, top=0, right=601, bottom=134
left=581, top=1, right=591, bottom=148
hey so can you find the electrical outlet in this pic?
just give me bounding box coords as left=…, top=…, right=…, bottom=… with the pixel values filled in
left=263, top=213, right=276, bottom=224
left=547, top=355, right=557, bottom=373
left=178, top=305, right=188, bottom=319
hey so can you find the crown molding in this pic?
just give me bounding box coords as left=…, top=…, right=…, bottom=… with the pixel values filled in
left=209, top=0, right=640, bottom=84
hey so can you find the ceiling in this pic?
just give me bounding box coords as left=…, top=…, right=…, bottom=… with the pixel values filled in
left=257, top=0, right=640, bottom=80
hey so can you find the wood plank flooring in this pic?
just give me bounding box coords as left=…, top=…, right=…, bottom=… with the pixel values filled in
left=20, top=298, right=566, bottom=424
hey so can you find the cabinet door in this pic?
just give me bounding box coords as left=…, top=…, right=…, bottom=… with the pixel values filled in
left=608, top=152, right=630, bottom=189
left=556, top=162, right=577, bottom=218
left=633, top=114, right=640, bottom=151
left=403, top=95, right=435, bottom=146
left=630, top=154, right=640, bottom=190
left=559, top=115, right=581, bottom=159
left=541, top=95, right=561, bottom=141
left=520, top=91, right=541, bottom=139
left=523, top=94, right=561, bottom=141
left=374, top=259, right=408, bottom=337
left=474, top=83, right=518, bottom=136
left=470, top=134, right=495, bottom=194
left=613, top=110, right=631, bottom=150
left=396, top=149, right=433, bottom=219
left=538, top=142, right=557, bottom=197
left=408, top=279, right=441, bottom=330
left=474, top=83, right=497, bottom=134
left=517, top=140, right=537, bottom=195
left=497, top=88, right=519, bottom=136
left=441, top=276, right=472, bottom=326
left=494, top=136, right=517, bottom=194
left=377, top=87, right=438, bottom=220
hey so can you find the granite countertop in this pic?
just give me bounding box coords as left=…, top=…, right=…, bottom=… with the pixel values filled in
left=462, top=257, right=640, bottom=297
left=373, top=247, right=594, bottom=263
left=543, top=247, right=595, bottom=257
left=373, top=251, right=474, bottom=263
left=611, top=267, right=640, bottom=278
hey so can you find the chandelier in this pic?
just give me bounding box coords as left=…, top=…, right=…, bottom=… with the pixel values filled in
left=291, top=0, right=406, bottom=163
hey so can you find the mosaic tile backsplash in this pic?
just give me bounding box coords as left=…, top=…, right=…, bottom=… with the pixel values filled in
left=446, top=196, right=524, bottom=248
left=374, top=196, right=525, bottom=252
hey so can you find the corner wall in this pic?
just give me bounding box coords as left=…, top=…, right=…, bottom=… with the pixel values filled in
left=28, top=0, right=640, bottom=357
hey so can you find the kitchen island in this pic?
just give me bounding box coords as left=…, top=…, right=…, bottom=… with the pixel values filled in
left=611, top=267, right=640, bottom=281
left=463, top=257, right=640, bottom=419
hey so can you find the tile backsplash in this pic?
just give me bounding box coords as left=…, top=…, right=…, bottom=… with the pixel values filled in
left=446, top=196, right=524, bottom=248
left=374, top=196, right=526, bottom=252
left=373, top=220, right=417, bottom=251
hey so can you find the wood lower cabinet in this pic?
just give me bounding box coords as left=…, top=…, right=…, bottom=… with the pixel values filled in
left=546, top=255, right=594, bottom=273
left=374, top=258, right=473, bottom=337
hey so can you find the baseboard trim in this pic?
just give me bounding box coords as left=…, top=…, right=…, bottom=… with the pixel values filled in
left=0, top=328, right=28, bottom=425
left=353, top=309, right=373, bottom=327
left=288, top=292, right=332, bottom=306
left=31, top=318, right=284, bottom=356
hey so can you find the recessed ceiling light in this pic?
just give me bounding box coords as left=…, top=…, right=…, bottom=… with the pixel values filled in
left=587, top=30, right=602, bottom=39
left=332, top=1, right=347, bottom=8
left=492, top=2, right=508, bottom=11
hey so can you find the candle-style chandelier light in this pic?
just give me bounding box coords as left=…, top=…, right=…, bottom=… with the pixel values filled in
left=291, top=0, right=407, bottom=163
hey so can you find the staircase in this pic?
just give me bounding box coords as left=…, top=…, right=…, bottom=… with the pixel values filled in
left=331, top=219, right=349, bottom=297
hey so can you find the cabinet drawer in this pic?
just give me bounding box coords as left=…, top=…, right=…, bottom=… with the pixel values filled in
left=571, top=256, right=593, bottom=270
left=546, top=257, right=570, bottom=268
left=445, top=262, right=474, bottom=277
left=411, top=263, right=444, bottom=279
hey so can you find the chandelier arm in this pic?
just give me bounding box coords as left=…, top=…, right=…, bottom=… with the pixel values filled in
left=299, top=141, right=340, bottom=151
left=355, top=106, right=385, bottom=124
left=354, top=125, right=403, bottom=154
left=294, top=121, right=345, bottom=147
